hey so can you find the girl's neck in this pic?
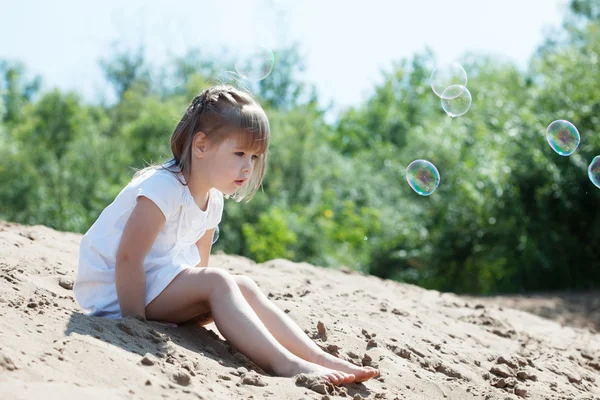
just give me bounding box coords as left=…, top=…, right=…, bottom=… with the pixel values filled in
left=186, top=174, right=211, bottom=212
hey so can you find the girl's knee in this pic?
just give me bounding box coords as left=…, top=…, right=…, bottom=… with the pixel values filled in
left=233, top=275, right=261, bottom=298
left=201, top=267, right=237, bottom=291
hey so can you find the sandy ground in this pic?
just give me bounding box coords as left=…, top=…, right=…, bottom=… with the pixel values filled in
left=1, top=219, right=600, bottom=400
left=462, top=292, right=600, bottom=333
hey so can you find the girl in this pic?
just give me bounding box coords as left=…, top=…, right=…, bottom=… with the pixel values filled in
left=74, top=85, right=379, bottom=384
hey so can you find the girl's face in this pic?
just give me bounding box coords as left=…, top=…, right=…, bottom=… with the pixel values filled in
left=201, top=136, right=260, bottom=195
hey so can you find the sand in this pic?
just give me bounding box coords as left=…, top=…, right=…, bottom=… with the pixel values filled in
left=1, top=219, right=599, bottom=400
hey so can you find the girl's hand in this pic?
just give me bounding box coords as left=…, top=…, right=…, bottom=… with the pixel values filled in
left=133, top=315, right=147, bottom=323
left=130, top=315, right=177, bottom=328
left=149, top=320, right=178, bottom=328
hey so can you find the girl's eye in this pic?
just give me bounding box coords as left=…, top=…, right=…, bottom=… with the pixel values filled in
left=235, top=152, right=259, bottom=160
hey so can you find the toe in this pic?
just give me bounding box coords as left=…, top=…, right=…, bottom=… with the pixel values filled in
left=325, top=373, right=340, bottom=384
left=343, top=372, right=356, bottom=384
left=331, top=371, right=345, bottom=383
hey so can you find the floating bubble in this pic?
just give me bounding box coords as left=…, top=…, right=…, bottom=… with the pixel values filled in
left=588, top=156, right=600, bottom=189
left=545, top=120, right=580, bottom=156
left=441, top=85, right=472, bottom=117
left=212, top=225, right=220, bottom=244
left=430, top=63, right=467, bottom=98
left=235, top=45, right=275, bottom=81
left=406, top=160, right=440, bottom=196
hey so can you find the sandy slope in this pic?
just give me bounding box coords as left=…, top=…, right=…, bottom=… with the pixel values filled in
left=1, top=219, right=599, bottom=400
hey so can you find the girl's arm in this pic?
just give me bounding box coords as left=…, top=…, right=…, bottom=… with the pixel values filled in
left=195, top=228, right=215, bottom=268
left=115, top=197, right=166, bottom=319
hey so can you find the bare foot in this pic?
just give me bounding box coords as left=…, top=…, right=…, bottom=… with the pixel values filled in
left=315, top=352, right=379, bottom=382
left=275, top=359, right=356, bottom=385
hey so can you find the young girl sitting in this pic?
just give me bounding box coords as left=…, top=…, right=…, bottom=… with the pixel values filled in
left=74, top=85, right=379, bottom=384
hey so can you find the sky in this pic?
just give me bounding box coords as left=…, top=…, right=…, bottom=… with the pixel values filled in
left=0, top=0, right=568, bottom=115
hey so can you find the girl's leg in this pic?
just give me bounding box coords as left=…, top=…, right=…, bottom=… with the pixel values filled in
left=145, top=267, right=355, bottom=384
left=187, top=311, right=214, bottom=327
left=233, top=275, right=379, bottom=383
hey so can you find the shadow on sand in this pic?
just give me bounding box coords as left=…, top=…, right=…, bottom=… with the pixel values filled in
left=63, top=311, right=374, bottom=397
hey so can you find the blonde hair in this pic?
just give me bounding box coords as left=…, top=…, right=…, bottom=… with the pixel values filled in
left=135, top=85, right=270, bottom=202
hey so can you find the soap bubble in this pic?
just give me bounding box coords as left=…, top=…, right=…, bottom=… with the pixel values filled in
left=588, top=156, right=600, bottom=189
left=212, top=225, right=220, bottom=244
left=441, top=85, right=472, bottom=117
left=406, top=160, right=440, bottom=196
left=430, top=63, right=467, bottom=98
left=235, top=45, right=275, bottom=81
left=545, top=120, right=580, bottom=156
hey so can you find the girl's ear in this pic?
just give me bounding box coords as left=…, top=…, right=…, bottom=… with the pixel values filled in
left=192, top=131, right=208, bottom=158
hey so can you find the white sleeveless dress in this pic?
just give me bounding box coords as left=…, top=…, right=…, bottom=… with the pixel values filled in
left=74, top=167, right=224, bottom=318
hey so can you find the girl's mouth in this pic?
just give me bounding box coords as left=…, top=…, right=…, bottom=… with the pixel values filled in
left=234, top=180, right=246, bottom=187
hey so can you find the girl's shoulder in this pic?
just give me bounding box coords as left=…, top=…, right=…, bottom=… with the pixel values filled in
left=210, top=187, right=224, bottom=201
left=132, top=167, right=187, bottom=220
left=208, top=188, right=225, bottom=217
left=130, top=166, right=186, bottom=194
left=132, top=165, right=184, bottom=186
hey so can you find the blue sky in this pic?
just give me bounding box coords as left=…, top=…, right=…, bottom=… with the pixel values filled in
left=1, top=0, right=567, bottom=114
